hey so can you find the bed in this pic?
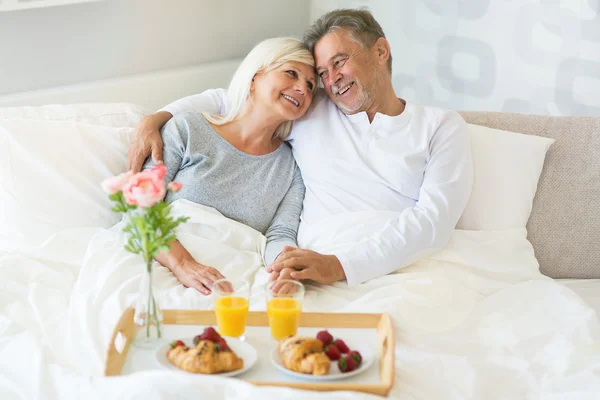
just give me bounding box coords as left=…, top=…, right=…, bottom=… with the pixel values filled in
left=558, top=280, right=600, bottom=315
left=1, top=63, right=599, bottom=399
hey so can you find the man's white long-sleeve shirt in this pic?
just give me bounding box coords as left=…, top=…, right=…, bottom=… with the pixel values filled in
left=161, top=89, right=473, bottom=285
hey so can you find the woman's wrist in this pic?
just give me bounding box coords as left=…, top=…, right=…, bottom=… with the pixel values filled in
left=156, top=240, right=193, bottom=273
left=174, top=253, right=196, bottom=272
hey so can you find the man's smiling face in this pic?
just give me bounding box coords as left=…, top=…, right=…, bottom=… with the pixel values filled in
left=314, top=30, right=380, bottom=115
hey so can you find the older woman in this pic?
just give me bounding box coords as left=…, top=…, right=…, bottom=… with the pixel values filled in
left=145, top=37, right=316, bottom=295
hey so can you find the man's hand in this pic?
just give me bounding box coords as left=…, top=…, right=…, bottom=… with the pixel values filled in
left=171, top=259, right=225, bottom=295
left=127, top=112, right=171, bottom=172
left=266, top=247, right=346, bottom=285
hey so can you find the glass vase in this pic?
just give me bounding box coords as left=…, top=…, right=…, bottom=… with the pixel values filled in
left=133, top=258, right=163, bottom=349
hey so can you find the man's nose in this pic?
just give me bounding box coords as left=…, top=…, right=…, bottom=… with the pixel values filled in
left=327, top=68, right=342, bottom=87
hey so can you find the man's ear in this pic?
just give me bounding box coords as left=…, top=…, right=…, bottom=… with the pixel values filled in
left=372, top=37, right=391, bottom=67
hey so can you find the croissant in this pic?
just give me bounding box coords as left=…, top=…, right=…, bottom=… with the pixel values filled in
left=279, top=336, right=330, bottom=375
left=167, top=340, right=243, bottom=374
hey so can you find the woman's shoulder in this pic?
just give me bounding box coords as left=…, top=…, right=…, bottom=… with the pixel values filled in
left=170, top=111, right=208, bottom=126
left=160, top=113, right=216, bottom=148
left=274, top=142, right=298, bottom=168
left=165, top=112, right=212, bottom=134
left=277, top=141, right=294, bottom=156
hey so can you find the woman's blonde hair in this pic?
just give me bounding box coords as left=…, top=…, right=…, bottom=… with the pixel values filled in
left=202, top=37, right=315, bottom=140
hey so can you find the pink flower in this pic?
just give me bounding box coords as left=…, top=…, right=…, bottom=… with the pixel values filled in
left=101, top=171, right=134, bottom=194
left=167, top=182, right=183, bottom=193
left=151, top=163, right=167, bottom=179
left=122, top=170, right=166, bottom=208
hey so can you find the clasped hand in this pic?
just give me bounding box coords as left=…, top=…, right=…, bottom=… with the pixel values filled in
left=267, top=246, right=345, bottom=285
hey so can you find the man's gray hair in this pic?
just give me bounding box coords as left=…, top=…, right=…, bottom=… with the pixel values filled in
left=303, top=8, right=392, bottom=74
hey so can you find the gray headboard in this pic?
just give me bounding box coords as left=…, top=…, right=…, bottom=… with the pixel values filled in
left=459, top=111, right=600, bottom=279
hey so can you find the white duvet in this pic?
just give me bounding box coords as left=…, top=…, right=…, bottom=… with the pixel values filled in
left=1, top=199, right=600, bottom=400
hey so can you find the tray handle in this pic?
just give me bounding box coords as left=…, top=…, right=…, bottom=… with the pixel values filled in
left=105, top=307, right=137, bottom=376
left=377, top=313, right=395, bottom=393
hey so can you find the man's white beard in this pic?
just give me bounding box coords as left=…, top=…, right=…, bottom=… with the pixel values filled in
left=335, top=68, right=381, bottom=115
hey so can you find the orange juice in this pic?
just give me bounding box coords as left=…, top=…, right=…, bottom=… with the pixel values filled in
left=214, top=296, right=249, bottom=337
left=267, top=298, right=302, bottom=339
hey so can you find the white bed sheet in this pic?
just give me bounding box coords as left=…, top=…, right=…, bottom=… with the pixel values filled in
left=1, top=201, right=600, bottom=399
left=558, top=279, right=600, bottom=317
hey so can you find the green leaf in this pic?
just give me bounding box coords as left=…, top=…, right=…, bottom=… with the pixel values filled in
left=124, top=243, right=138, bottom=254
left=108, top=198, right=192, bottom=265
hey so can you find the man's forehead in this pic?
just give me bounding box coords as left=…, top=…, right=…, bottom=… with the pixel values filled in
left=314, top=30, right=356, bottom=66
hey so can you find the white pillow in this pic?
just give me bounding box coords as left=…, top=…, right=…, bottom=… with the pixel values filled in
left=0, top=111, right=554, bottom=245
left=457, top=124, right=555, bottom=230
left=0, top=118, right=132, bottom=243
left=0, top=102, right=151, bottom=128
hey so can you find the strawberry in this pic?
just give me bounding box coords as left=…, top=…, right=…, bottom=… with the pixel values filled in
left=333, top=338, right=350, bottom=353
left=195, top=327, right=220, bottom=344
left=217, top=337, right=229, bottom=351
left=204, top=326, right=220, bottom=337
left=316, top=330, right=334, bottom=346
left=193, top=334, right=203, bottom=346
left=348, top=350, right=362, bottom=366
left=213, top=338, right=229, bottom=352
left=170, top=340, right=185, bottom=349
left=338, top=356, right=357, bottom=373
left=204, top=326, right=221, bottom=342
left=324, top=344, right=341, bottom=360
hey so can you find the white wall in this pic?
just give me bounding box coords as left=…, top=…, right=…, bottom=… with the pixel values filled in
left=0, top=0, right=309, bottom=95
left=310, top=0, right=600, bottom=116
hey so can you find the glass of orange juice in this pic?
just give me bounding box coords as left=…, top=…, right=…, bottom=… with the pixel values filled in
left=212, top=278, right=250, bottom=339
left=266, top=279, right=304, bottom=340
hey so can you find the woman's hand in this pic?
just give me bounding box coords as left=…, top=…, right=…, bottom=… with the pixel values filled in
left=155, top=240, right=224, bottom=295
left=268, top=267, right=300, bottom=294
left=172, top=259, right=225, bottom=295
left=268, top=266, right=295, bottom=282
left=127, top=112, right=172, bottom=172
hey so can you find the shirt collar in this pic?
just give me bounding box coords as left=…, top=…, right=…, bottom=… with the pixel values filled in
left=345, top=99, right=412, bottom=128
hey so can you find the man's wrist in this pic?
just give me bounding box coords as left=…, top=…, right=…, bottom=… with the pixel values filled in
left=154, top=111, right=174, bottom=128
left=142, top=111, right=171, bottom=133
left=146, top=116, right=161, bottom=132
left=328, top=254, right=346, bottom=282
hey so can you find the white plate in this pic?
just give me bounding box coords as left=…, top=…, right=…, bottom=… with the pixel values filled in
left=155, top=337, right=257, bottom=377
left=271, top=343, right=375, bottom=381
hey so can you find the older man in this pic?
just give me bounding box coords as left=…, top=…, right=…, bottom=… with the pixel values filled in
left=127, top=9, right=473, bottom=289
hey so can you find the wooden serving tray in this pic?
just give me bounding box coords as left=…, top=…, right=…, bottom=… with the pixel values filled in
left=105, top=308, right=395, bottom=397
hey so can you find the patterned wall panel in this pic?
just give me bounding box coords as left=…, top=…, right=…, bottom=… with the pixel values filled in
left=310, top=0, right=600, bottom=116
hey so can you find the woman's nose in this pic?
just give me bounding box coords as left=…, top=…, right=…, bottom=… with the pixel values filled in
left=294, top=82, right=307, bottom=95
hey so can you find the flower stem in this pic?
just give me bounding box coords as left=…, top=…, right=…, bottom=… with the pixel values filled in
left=146, top=260, right=152, bottom=338
left=152, top=292, right=161, bottom=338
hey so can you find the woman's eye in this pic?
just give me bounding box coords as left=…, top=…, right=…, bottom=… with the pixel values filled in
left=286, top=70, right=298, bottom=78
left=307, top=82, right=314, bottom=90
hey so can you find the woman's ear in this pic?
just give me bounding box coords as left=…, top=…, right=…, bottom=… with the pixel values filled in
left=250, top=75, right=256, bottom=91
